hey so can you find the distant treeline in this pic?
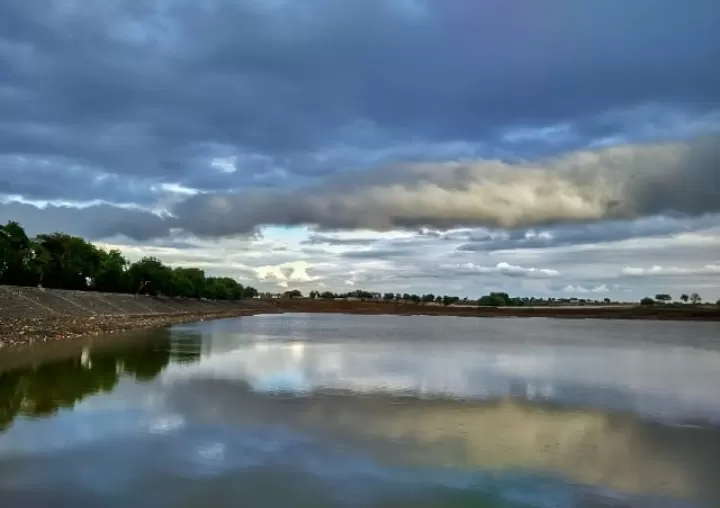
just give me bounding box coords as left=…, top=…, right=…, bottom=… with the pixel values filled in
left=0, top=221, right=257, bottom=300
left=280, top=289, right=617, bottom=307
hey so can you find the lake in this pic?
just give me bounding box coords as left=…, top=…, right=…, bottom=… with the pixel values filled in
left=1, top=314, right=720, bottom=507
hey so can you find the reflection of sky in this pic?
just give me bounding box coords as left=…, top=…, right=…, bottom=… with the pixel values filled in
left=161, top=334, right=720, bottom=423
left=2, top=315, right=720, bottom=506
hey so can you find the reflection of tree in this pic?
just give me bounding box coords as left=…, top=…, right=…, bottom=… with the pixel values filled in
left=0, top=331, right=203, bottom=432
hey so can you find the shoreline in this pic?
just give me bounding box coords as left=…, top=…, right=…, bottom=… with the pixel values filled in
left=2, top=299, right=718, bottom=351
left=0, top=309, right=267, bottom=349
left=272, top=300, right=720, bottom=322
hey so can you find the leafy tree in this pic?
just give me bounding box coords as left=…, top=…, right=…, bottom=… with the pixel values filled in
left=320, top=291, right=335, bottom=299
left=680, top=293, right=689, bottom=303
left=690, top=293, right=702, bottom=305
left=34, top=233, right=103, bottom=290
left=640, top=297, right=655, bottom=305
left=0, top=221, right=35, bottom=285
left=128, top=257, right=173, bottom=295
left=442, top=295, right=460, bottom=306
left=421, top=293, right=435, bottom=304
left=243, top=286, right=258, bottom=299
left=383, top=292, right=395, bottom=302
left=655, top=294, right=672, bottom=303
left=0, top=220, right=258, bottom=301
left=477, top=294, right=507, bottom=307
left=490, top=292, right=511, bottom=306
left=93, top=249, right=129, bottom=293
left=283, top=289, right=303, bottom=299
left=170, top=268, right=196, bottom=297
left=603, top=298, right=611, bottom=304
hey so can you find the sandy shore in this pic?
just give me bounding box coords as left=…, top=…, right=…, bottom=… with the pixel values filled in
left=273, top=299, right=720, bottom=321
left=0, top=309, right=266, bottom=349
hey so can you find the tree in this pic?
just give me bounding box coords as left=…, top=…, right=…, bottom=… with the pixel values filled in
left=478, top=294, right=506, bottom=307
left=640, top=297, right=655, bottom=305
left=680, top=294, right=689, bottom=303
left=243, top=286, right=258, bottom=299
left=603, top=298, right=611, bottom=304
left=690, top=293, right=702, bottom=305
left=383, top=292, right=395, bottom=302
left=0, top=221, right=35, bottom=286
left=33, top=233, right=103, bottom=290
left=490, top=292, right=511, bottom=306
left=421, top=294, right=435, bottom=304
left=654, top=294, right=672, bottom=303
left=128, top=257, right=173, bottom=295
left=283, top=289, right=303, bottom=299
left=93, top=249, right=129, bottom=293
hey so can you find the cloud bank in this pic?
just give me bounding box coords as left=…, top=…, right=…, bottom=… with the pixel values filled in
left=162, top=136, right=719, bottom=237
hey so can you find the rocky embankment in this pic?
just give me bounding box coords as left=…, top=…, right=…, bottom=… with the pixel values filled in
left=0, top=286, right=280, bottom=348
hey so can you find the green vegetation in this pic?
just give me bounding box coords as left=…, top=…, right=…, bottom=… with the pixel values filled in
left=278, top=288, right=633, bottom=308
left=0, top=221, right=256, bottom=300
left=640, top=297, right=655, bottom=305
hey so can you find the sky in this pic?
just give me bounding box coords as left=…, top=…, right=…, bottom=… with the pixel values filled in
left=1, top=0, right=719, bottom=300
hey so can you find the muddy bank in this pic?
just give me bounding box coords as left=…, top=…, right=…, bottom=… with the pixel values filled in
left=0, top=309, right=270, bottom=349
left=273, top=299, right=720, bottom=321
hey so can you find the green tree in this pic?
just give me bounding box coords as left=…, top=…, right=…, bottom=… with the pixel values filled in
left=34, top=233, right=103, bottom=290
left=442, top=295, right=460, bottom=306
left=0, top=221, right=36, bottom=285
left=170, top=268, right=196, bottom=297
left=172, top=267, right=206, bottom=298
left=478, top=294, right=507, bottom=307
left=690, top=293, right=702, bottom=305
left=655, top=294, right=672, bottom=303
left=243, top=285, right=258, bottom=299
left=93, top=249, right=129, bottom=293
left=640, top=297, right=655, bottom=305
left=128, top=257, right=173, bottom=295
left=383, top=292, right=395, bottom=302
left=680, top=293, right=689, bottom=303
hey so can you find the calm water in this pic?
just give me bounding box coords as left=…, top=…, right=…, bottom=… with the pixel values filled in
left=1, top=314, right=720, bottom=507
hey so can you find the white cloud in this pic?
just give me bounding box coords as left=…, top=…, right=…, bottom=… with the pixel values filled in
left=255, top=261, right=321, bottom=288
left=450, top=262, right=560, bottom=278
left=564, top=284, right=610, bottom=294
left=621, top=264, right=720, bottom=277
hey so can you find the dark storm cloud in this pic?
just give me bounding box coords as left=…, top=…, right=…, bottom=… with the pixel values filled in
left=1, top=0, right=719, bottom=204
left=0, top=201, right=170, bottom=240
left=163, top=136, right=720, bottom=237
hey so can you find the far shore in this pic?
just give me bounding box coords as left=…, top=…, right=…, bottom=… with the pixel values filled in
left=272, top=299, right=720, bottom=322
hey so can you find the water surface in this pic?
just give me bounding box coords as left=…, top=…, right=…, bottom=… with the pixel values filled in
left=1, top=314, right=720, bottom=507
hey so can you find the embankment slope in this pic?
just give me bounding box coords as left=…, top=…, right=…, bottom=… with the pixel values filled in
left=0, top=286, right=279, bottom=348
